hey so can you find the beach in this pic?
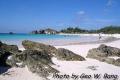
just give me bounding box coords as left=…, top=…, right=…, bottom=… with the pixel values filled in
left=1, top=0, right=120, bottom=79
left=0, top=34, right=120, bottom=80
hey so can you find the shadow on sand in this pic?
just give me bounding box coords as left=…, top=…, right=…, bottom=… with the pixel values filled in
left=0, top=67, right=11, bottom=75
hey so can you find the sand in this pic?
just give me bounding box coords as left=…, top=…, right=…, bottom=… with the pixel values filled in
left=0, top=35, right=120, bottom=80
left=0, top=66, right=45, bottom=80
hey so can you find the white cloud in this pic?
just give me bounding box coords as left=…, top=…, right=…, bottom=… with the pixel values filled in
left=77, top=11, right=85, bottom=15
left=107, top=0, right=113, bottom=6
left=104, top=0, right=116, bottom=14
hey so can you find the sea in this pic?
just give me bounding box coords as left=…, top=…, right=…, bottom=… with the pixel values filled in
left=0, top=33, right=102, bottom=48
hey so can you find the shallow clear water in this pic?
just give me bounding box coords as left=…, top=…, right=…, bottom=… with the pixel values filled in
left=0, top=33, right=100, bottom=47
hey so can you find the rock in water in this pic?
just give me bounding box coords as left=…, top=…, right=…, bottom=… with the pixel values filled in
left=87, top=44, right=120, bottom=66
left=22, top=40, right=85, bottom=61
left=57, top=48, right=85, bottom=61
left=0, top=41, right=19, bottom=66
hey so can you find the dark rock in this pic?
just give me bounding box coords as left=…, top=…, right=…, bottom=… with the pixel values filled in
left=0, top=41, right=19, bottom=67
left=0, top=41, right=2, bottom=46
left=9, top=32, right=14, bottom=34
left=30, top=28, right=58, bottom=34
left=87, top=48, right=107, bottom=59
left=102, top=58, right=115, bottom=64
left=114, top=58, right=120, bottom=66
left=22, top=40, right=58, bottom=57
left=6, top=49, right=59, bottom=78
left=0, top=42, right=19, bottom=54
left=98, top=44, right=120, bottom=57
left=22, top=40, right=85, bottom=61
left=22, top=50, right=59, bottom=78
left=0, top=51, right=11, bottom=66
left=6, top=53, right=25, bottom=67
left=27, top=62, right=58, bottom=78
left=87, top=44, right=120, bottom=59
left=22, top=50, right=53, bottom=65
left=7, top=49, right=54, bottom=67
left=87, top=44, right=120, bottom=67
left=31, top=30, right=38, bottom=34
left=57, top=48, right=85, bottom=61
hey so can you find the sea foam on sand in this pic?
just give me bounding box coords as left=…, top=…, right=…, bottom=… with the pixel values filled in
left=0, top=35, right=120, bottom=80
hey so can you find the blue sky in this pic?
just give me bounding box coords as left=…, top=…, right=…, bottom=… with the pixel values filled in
left=0, top=0, right=120, bottom=33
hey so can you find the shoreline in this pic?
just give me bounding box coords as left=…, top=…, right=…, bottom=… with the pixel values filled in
left=59, top=33, right=120, bottom=38
left=64, top=37, right=120, bottom=46
left=18, top=36, right=120, bottom=49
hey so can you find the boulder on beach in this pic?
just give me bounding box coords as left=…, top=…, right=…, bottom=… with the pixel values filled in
left=0, top=41, right=19, bottom=53
left=114, top=58, right=120, bottom=66
left=22, top=50, right=53, bottom=65
left=22, top=40, right=85, bottom=61
left=57, top=48, right=85, bottom=61
left=7, top=49, right=54, bottom=67
left=6, top=49, right=59, bottom=78
left=21, top=50, right=59, bottom=78
left=6, top=53, right=25, bottom=67
left=87, top=44, right=120, bottom=58
left=0, top=41, right=19, bottom=66
left=87, top=44, right=120, bottom=66
left=98, top=44, right=120, bottom=57
left=22, top=40, right=58, bottom=57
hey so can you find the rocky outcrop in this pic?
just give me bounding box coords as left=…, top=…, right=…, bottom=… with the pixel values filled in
left=87, top=44, right=120, bottom=66
left=31, top=28, right=58, bottom=34
left=6, top=53, right=25, bottom=67
left=22, top=50, right=59, bottom=77
left=57, top=48, right=85, bottom=61
left=0, top=42, right=19, bottom=54
left=22, top=40, right=85, bottom=61
left=6, top=49, right=59, bottom=78
left=97, top=44, right=120, bottom=56
left=22, top=40, right=58, bottom=57
left=0, top=41, right=19, bottom=66
left=22, top=50, right=53, bottom=65
left=114, top=58, right=120, bottom=66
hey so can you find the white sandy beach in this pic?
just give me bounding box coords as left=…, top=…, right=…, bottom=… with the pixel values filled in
left=59, top=33, right=120, bottom=38
left=0, top=35, right=120, bottom=80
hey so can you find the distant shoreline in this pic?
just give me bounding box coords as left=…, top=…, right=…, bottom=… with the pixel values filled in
left=0, top=33, right=120, bottom=38
left=58, top=33, right=120, bottom=38
left=64, top=37, right=120, bottom=46
left=59, top=33, right=120, bottom=45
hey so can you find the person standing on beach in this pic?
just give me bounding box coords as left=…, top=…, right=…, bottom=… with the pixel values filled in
left=99, top=33, right=102, bottom=40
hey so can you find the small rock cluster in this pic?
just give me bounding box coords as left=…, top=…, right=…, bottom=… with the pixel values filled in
left=87, top=44, right=120, bottom=66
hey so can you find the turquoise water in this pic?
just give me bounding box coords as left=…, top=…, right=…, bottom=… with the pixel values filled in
left=0, top=33, right=100, bottom=47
